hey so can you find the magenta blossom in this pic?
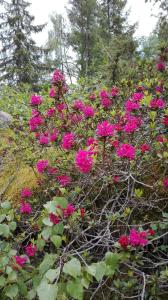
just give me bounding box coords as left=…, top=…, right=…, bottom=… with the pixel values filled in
left=25, top=244, right=37, bottom=257
left=50, top=128, right=59, bottom=142
left=111, top=86, right=119, bottom=97
left=20, top=202, right=32, bottom=214
left=131, top=92, right=144, bottom=102
left=75, top=150, right=93, bottom=173
left=52, top=69, right=65, bottom=84
left=21, top=187, right=32, bottom=199
left=73, top=100, right=85, bottom=111
left=83, top=105, right=95, bottom=118
left=124, top=121, right=138, bottom=134
left=140, top=143, right=150, bottom=153
left=62, top=203, right=75, bottom=218
left=125, top=100, right=140, bottom=112
left=30, top=95, right=42, bottom=106
left=150, top=98, right=165, bottom=109
left=47, top=107, right=55, bottom=118
left=86, top=137, right=96, bottom=146
left=62, top=132, right=75, bottom=150
left=49, top=213, right=60, bottom=225
left=129, top=229, right=148, bottom=247
left=163, top=178, right=168, bottom=188
left=39, top=134, right=49, bottom=145
left=29, top=115, right=44, bottom=131
left=36, top=160, right=49, bottom=174
left=49, top=87, right=56, bottom=98
left=89, top=93, right=96, bottom=101
left=96, top=121, right=114, bottom=137
left=156, top=61, right=166, bottom=71
left=117, top=144, right=135, bottom=160
left=57, top=175, right=71, bottom=187
left=14, top=256, right=27, bottom=267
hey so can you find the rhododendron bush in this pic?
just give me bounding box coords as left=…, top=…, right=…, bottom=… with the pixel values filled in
left=0, top=60, right=168, bottom=300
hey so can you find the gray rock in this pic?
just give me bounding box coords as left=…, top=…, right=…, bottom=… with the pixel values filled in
left=0, top=111, right=13, bottom=127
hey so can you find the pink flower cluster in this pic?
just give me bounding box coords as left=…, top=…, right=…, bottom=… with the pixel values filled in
left=96, top=121, right=114, bottom=137
left=30, top=95, right=42, bottom=106
left=21, top=187, right=32, bottom=198
left=117, top=143, right=135, bottom=160
left=29, top=115, right=44, bottom=131
left=36, top=160, right=49, bottom=174
left=20, top=201, right=32, bottom=214
left=156, top=61, right=166, bottom=72
left=14, top=256, right=27, bottom=267
left=25, top=243, right=37, bottom=257
left=62, top=133, right=75, bottom=150
left=57, top=175, right=71, bottom=187
left=75, top=150, right=93, bottom=173
left=49, top=203, right=76, bottom=225
left=125, top=100, right=140, bottom=112
left=73, top=99, right=85, bottom=111
left=119, top=228, right=155, bottom=249
left=111, top=86, right=119, bottom=97
left=99, top=90, right=112, bottom=109
left=150, top=98, right=165, bottom=109
left=83, top=105, right=95, bottom=118
left=52, top=69, right=65, bottom=84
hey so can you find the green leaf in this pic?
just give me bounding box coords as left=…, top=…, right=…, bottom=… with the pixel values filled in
left=0, top=214, right=6, bottom=223
left=5, top=284, right=18, bottom=299
left=1, top=201, right=11, bottom=210
left=134, top=188, right=144, bottom=198
left=51, top=235, right=62, bottom=248
left=37, top=280, right=58, bottom=300
left=105, top=252, right=119, bottom=276
left=52, top=223, right=64, bottom=235
left=39, top=254, right=57, bottom=275
left=67, top=279, right=83, bottom=300
left=63, top=258, right=81, bottom=278
left=0, top=276, right=5, bottom=287
left=0, top=224, right=10, bottom=237
left=53, top=197, right=68, bottom=209
left=42, top=227, right=52, bottom=240
left=9, top=221, right=17, bottom=231
left=42, top=217, right=53, bottom=227
left=45, top=268, right=60, bottom=283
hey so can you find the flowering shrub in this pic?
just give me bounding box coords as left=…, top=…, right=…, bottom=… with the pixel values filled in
left=0, top=58, right=168, bottom=300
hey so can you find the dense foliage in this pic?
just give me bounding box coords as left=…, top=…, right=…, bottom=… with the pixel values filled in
left=0, top=48, right=168, bottom=299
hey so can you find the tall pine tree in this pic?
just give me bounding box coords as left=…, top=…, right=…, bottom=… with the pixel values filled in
left=0, top=0, right=45, bottom=85
left=68, top=0, right=98, bottom=78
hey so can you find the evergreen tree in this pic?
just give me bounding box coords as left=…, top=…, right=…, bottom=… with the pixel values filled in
left=44, top=13, right=74, bottom=83
left=67, top=0, right=98, bottom=77
left=97, top=0, right=136, bottom=82
left=0, top=0, right=45, bottom=85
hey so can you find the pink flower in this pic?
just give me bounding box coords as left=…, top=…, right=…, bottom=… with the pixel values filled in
left=52, top=69, right=65, bottom=84
left=14, top=256, right=27, bottom=267
left=75, top=150, right=93, bottom=173
left=57, top=175, right=71, bottom=187
left=73, top=100, right=85, bottom=111
left=111, top=86, right=119, bottom=97
left=47, top=107, right=55, bottom=117
left=30, top=95, right=42, bottom=106
left=62, top=203, right=75, bottom=218
left=49, top=87, right=56, bottom=98
left=119, top=235, right=129, bottom=248
left=131, top=92, right=144, bottom=102
left=25, top=244, right=37, bottom=257
left=36, top=160, right=49, bottom=173
left=156, top=86, right=163, bottom=94
left=163, top=116, right=168, bottom=126
left=20, top=202, right=32, bottom=214
left=163, top=178, right=168, bottom=188
left=70, top=113, right=83, bottom=124
left=148, top=229, right=155, bottom=236
left=29, top=115, right=44, bottom=131
left=49, top=213, right=60, bottom=225
left=62, top=133, right=75, bottom=150
left=39, top=134, right=49, bottom=145
left=50, top=128, right=59, bottom=142
left=96, top=121, right=114, bottom=137
left=140, top=143, right=150, bottom=153
left=21, top=188, right=32, bottom=199
left=101, top=97, right=112, bottom=109
left=113, top=176, right=120, bottom=183
left=156, top=61, right=166, bottom=71
left=125, top=100, right=140, bottom=112
left=150, top=98, right=165, bottom=109
left=89, top=93, right=96, bottom=101
left=129, top=229, right=148, bottom=247
left=157, top=135, right=164, bottom=143
left=117, top=144, right=135, bottom=160
left=124, top=121, right=138, bottom=133
left=56, top=103, right=67, bottom=112
left=47, top=167, right=58, bottom=175
left=100, top=90, right=112, bottom=109
left=83, top=105, right=95, bottom=118
left=86, top=137, right=96, bottom=146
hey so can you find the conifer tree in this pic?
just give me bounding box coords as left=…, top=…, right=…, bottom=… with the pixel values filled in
left=0, top=0, right=45, bottom=85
